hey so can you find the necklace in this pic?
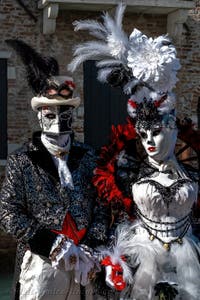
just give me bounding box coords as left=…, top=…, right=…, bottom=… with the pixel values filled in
left=136, top=208, right=191, bottom=251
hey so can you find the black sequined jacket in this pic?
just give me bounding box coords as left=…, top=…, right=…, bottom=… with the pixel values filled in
left=0, top=132, right=111, bottom=298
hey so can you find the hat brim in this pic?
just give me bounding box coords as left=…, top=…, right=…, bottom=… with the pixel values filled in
left=31, top=96, right=81, bottom=111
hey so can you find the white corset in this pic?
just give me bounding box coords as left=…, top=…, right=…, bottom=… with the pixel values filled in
left=132, top=175, right=198, bottom=242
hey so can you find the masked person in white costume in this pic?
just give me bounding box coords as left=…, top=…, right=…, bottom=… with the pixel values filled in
left=0, top=40, right=106, bottom=300
left=68, top=4, right=200, bottom=299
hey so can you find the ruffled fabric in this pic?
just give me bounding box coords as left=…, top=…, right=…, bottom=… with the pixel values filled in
left=127, top=29, right=181, bottom=93
left=116, top=223, right=200, bottom=300
left=41, top=133, right=74, bottom=188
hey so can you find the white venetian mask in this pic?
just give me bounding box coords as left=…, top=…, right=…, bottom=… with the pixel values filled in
left=138, top=126, right=178, bottom=162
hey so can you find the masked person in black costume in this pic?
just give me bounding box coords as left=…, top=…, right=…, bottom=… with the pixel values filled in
left=0, top=40, right=110, bottom=300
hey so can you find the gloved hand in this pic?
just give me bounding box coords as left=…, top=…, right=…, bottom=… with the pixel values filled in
left=105, top=265, right=115, bottom=288
left=50, top=235, right=80, bottom=271
left=102, top=256, right=126, bottom=291
left=74, top=244, right=100, bottom=286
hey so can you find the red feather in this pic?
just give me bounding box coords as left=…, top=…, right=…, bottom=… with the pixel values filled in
left=93, top=119, right=136, bottom=215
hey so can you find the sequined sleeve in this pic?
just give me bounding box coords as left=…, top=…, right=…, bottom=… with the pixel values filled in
left=72, top=147, right=112, bottom=247
left=0, top=153, right=41, bottom=242
left=84, top=198, right=112, bottom=247
left=68, top=147, right=98, bottom=229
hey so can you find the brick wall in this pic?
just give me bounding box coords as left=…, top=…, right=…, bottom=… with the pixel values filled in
left=0, top=1, right=200, bottom=254
left=0, top=0, right=167, bottom=148
left=176, top=1, right=200, bottom=124
left=0, top=1, right=199, bottom=147
left=1, top=1, right=199, bottom=145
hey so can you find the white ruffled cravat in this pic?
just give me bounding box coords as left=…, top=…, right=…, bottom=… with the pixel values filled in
left=41, top=133, right=74, bottom=189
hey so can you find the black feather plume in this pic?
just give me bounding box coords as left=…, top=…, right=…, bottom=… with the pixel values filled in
left=6, top=39, right=59, bottom=94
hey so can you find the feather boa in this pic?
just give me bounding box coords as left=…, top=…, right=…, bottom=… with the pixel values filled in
left=92, top=118, right=136, bottom=215
left=93, top=118, right=200, bottom=217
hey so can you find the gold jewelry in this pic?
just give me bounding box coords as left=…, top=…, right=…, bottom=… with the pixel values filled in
left=55, top=150, right=69, bottom=158
left=163, top=243, right=170, bottom=251
left=149, top=235, right=155, bottom=241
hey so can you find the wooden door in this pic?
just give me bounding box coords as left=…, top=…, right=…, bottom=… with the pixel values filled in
left=84, top=60, right=128, bottom=149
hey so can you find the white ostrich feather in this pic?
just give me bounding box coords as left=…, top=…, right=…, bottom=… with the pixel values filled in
left=97, top=223, right=138, bottom=284
left=73, top=41, right=110, bottom=56
left=68, top=52, right=106, bottom=72
left=103, top=7, right=129, bottom=60
left=68, top=3, right=129, bottom=74
left=157, top=92, right=176, bottom=114
left=73, top=20, right=107, bottom=40
left=97, top=68, right=115, bottom=83
left=127, top=29, right=181, bottom=92
left=69, top=3, right=181, bottom=102
left=115, top=3, right=126, bottom=28
left=96, top=59, right=124, bottom=68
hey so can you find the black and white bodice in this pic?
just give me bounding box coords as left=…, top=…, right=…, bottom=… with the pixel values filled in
left=132, top=169, right=198, bottom=241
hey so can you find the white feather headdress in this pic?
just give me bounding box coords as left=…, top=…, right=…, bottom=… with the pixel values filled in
left=69, top=4, right=181, bottom=126
left=68, top=4, right=180, bottom=95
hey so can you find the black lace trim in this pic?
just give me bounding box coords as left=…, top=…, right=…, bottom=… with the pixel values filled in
left=136, top=207, right=191, bottom=225
left=136, top=161, right=198, bottom=183
left=135, top=178, right=193, bottom=208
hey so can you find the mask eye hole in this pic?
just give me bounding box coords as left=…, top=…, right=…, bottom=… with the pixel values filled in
left=152, top=129, right=162, bottom=137
left=46, top=88, right=57, bottom=96
left=139, top=131, right=147, bottom=139
left=45, top=113, right=56, bottom=119
left=60, top=112, right=71, bottom=120
left=60, top=114, right=69, bottom=120
left=59, top=89, right=70, bottom=96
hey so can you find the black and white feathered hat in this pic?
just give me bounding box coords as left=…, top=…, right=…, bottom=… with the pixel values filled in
left=68, top=4, right=181, bottom=128
left=6, top=39, right=80, bottom=111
